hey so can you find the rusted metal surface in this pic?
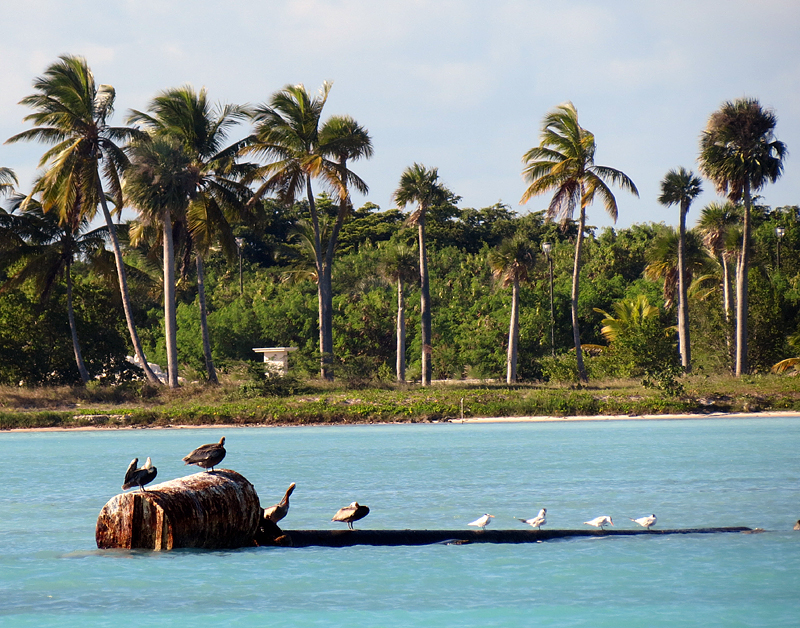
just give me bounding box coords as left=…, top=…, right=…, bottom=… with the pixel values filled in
left=280, top=527, right=754, bottom=548
left=96, top=469, right=261, bottom=551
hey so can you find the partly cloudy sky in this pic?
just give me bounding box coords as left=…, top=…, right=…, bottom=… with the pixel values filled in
left=1, top=0, right=798, bottom=230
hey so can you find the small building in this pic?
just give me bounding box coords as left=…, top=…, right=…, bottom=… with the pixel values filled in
left=252, top=347, right=297, bottom=376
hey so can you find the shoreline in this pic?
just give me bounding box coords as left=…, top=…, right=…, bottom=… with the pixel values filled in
left=4, top=410, right=798, bottom=433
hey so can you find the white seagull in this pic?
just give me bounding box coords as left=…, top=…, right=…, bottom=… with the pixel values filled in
left=468, top=514, right=495, bottom=529
left=629, top=514, right=657, bottom=529
left=519, top=508, right=547, bottom=529
left=584, top=516, right=614, bottom=529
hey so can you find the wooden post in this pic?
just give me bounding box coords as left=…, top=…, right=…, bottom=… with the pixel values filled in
left=96, top=470, right=261, bottom=551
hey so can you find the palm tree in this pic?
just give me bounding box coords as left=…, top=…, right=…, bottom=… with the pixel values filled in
left=128, top=86, right=253, bottom=384
left=644, top=229, right=708, bottom=308
left=1, top=191, right=107, bottom=383
left=594, top=295, right=660, bottom=343
left=487, top=236, right=537, bottom=384
left=5, top=55, right=160, bottom=384
left=658, top=167, right=702, bottom=372
left=698, top=97, right=787, bottom=375
left=124, top=135, right=197, bottom=388
left=521, top=102, right=638, bottom=382
left=697, top=202, right=739, bottom=320
left=0, top=168, right=16, bottom=197
left=378, top=243, right=418, bottom=382
left=244, top=83, right=373, bottom=380
left=392, top=163, right=450, bottom=386
left=771, top=331, right=800, bottom=375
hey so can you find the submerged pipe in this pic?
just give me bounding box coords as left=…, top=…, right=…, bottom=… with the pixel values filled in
left=267, top=527, right=753, bottom=548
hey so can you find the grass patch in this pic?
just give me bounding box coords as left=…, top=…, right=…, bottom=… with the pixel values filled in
left=0, top=373, right=798, bottom=430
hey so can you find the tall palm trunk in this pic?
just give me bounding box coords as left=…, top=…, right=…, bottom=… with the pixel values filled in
left=572, top=204, right=588, bottom=383
left=418, top=217, right=432, bottom=386
left=307, top=177, right=333, bottom=380
left=506, top=276, right=520, bottom=384
left=196, top=254, right=218, bottom=384
left=65, top=258, right=89, bottom=384
left=677, top=202, right=691, bottom=372
left=163, top=208, right=179, bottom=388
left=396, top=278, right=406, bottom=382
left=735, top=181, right=751, bottom=375
left=721, top=256, right=733, bottom=322
left=96, top=180, right=161, bottom=384
left=721, top=254, right=734, bottom=366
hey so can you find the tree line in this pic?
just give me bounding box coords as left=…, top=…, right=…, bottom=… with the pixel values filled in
left=0, top=55, right=796, bottom=388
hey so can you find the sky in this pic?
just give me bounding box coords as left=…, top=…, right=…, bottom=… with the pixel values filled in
left=1, top=0, right=798, bottom=231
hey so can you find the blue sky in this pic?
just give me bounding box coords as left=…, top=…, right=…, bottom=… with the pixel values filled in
left=1, top=0, right=798, bottom=230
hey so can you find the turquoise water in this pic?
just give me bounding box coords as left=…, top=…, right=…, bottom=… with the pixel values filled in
left=1, top=418, right=799, bottom=627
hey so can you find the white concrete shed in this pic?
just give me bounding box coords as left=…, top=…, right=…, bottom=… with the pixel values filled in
left=252, top=347, right=297, bottom=376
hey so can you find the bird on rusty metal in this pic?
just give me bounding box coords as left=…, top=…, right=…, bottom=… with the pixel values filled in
left=468, top=513, right=495, bottom=529
left=263, top=483, right=296, bottom=524
left=629, top=514, right=657, bottom=529
left=122, top=457, right=157, bottom=492
left=182, top=436, right=226, bottom=472
left=519, top=508, right=547, bottom=529
left=584, top=515, right=614, bottom=529
left=332, top=502, right=370, bottom=530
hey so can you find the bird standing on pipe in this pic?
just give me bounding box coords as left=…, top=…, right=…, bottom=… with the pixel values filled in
left=182, top=436, right=226, bottom=472
left=519, top=508, right=547, bottom=529
left=122, top=457, right=157, bottom=492
left=332, top=502, right=370, bottom=530
left=263, top=483, right=296, bottom=524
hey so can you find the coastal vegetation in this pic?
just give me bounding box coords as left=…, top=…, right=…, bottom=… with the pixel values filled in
left=1, top=55, right=798, bottom=427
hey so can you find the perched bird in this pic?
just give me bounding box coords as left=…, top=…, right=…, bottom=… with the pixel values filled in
left=584, top=516, right=614, bottom=529
left=519, top=508, right=547, bottom=530
left=468, top=513, right=495, bottom=529
left=332, top=502, right=370, bottom=530
left=122, top=457, right=157, bottom=492
left=263, top=483, right=297, bottom=524
left=630, top=514, right=657, bottom=529
left=182, top=436, right=226, bottom=472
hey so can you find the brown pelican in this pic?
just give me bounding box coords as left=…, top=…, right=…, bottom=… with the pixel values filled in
left=468, top=513, right=494, bottom=529
left=122, top=457, right=157, bottom=492
left=519, top=508, right=547, bottom=529
left=182, top=436, right=226, bottom=471
left=332, top=502, right=370, bottom=530
left=629, top=514, right=657, bottom=529
left=263, top=483, right=296, bottom=524
left=584, top=515, right=614, bottom=529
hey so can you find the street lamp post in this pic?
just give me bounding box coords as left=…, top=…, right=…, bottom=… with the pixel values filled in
left=776, top=226, right=785, bottom=271
left=235, top=237, right=244, bottom=295
left=542, top=241, right=554, bottom=356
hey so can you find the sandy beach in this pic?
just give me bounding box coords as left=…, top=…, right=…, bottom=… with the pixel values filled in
left=4, top=409, right=798, bottom=432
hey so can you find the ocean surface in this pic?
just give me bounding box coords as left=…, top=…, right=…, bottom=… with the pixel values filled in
left=1, top=417, right=799, bottom=627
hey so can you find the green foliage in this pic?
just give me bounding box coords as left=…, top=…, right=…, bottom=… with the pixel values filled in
left=236, top=362, right=308, bottom=398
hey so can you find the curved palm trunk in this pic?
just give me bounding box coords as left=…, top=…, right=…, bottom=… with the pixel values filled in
left=506, top=277, right=520, bottom=384
left=65, top=259, right=89, bottom=384
left=735, top=182, right=751, bottom=376
left=397, top=278, right=406, bottom=382
left=418, top=217, right=432, bottom=386
left=196, top=254, right=218, bottom=385
left=163, top=209, right=179, bottom=388
left=572, top=206, right=588, bottom=383
left=96, top=180, right=161, bottom=385
left=677, top=203, right=691, bottom=372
